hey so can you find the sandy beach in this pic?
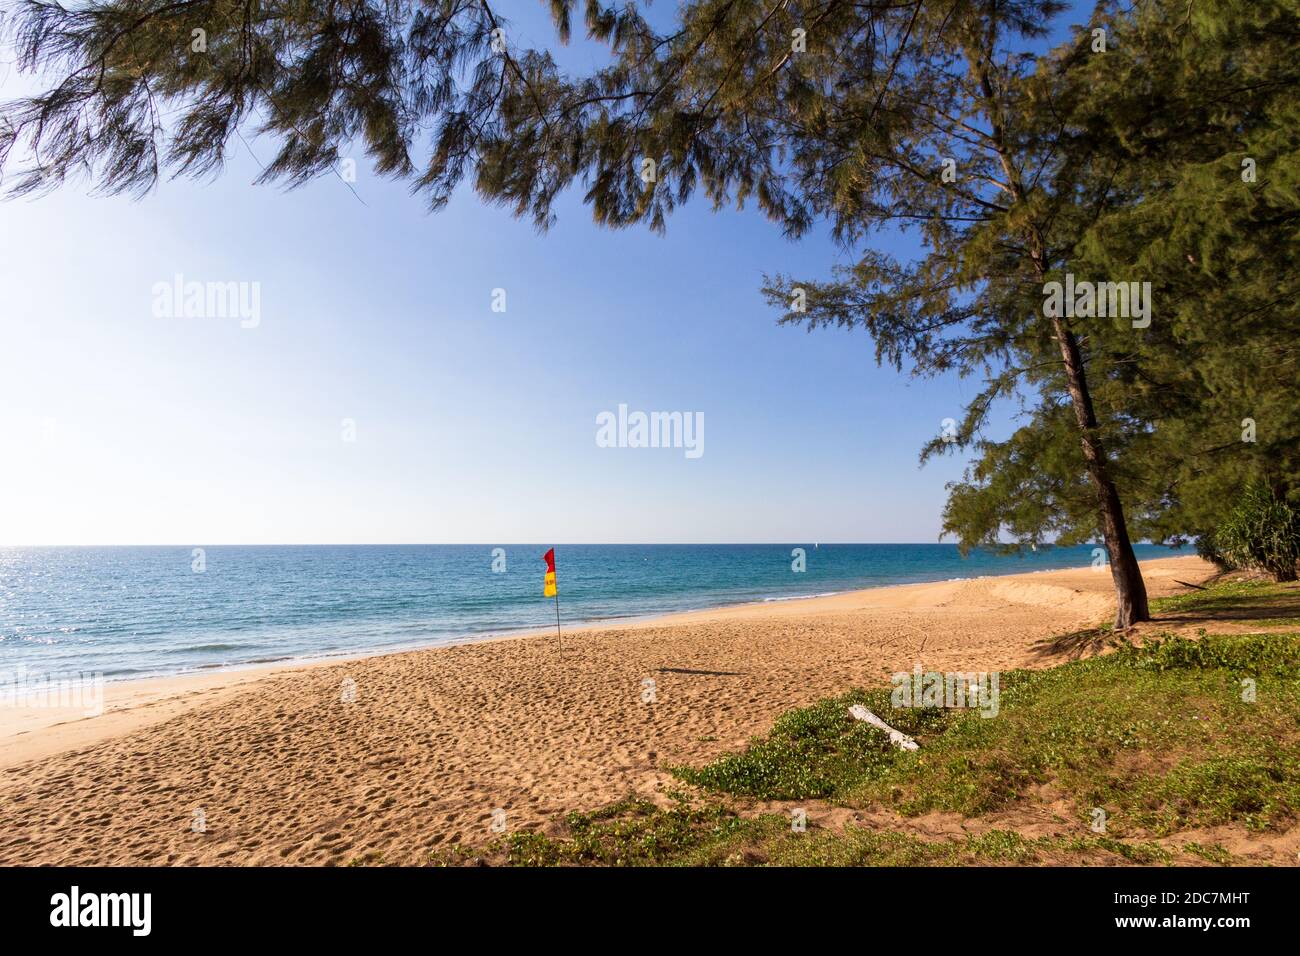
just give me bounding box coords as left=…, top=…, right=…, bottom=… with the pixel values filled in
left=0, top=555, right=1214, bottom=865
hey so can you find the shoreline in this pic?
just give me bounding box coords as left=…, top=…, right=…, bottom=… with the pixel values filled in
left=17, top=548, right=1194, bottom=688
left=3, top=545, right=1188, bottom=690
left=0, top=555, right=1218, bottom=864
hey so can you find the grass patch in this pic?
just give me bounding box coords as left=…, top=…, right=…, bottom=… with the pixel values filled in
left=481, top=805, right=1219, bottom=867
left=1151, top=578, right=1300, bottom=627
left=672, top=688, right=949, bottom=800
left=1181, top=842, right=1235, bottom=865
left=497, top=799, right=757, bottom=866
left=672, top=631, right=1300, bottom=837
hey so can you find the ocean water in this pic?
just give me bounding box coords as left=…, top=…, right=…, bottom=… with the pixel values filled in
left=0, top=543, right=1180, bottom=680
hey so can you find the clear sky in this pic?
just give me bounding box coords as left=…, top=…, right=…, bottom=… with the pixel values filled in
left=0, top=4, right=1089, bottom=546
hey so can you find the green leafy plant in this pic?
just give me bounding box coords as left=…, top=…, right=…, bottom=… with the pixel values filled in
left=1214, top=482, right=1300, bottom=582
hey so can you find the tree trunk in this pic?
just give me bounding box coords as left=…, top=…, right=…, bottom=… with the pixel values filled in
left=966, top=44, right=1151, bottom=629
left=1049, top=315, right=1151, bottom=628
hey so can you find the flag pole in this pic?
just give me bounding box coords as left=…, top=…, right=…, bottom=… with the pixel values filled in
left=553, top=585, right=562, bottom=654
left=544, top=547, right=562, bottom=653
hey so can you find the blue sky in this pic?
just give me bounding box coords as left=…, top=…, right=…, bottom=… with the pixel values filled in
left=0, top=3, right=1091, bottom=545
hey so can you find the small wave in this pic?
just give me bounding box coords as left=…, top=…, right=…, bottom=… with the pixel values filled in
left=166, top=643, right=247, bottom=654
left=183, top=654, right=293, bottom=672
left=762, top=591, right=842, bottom=602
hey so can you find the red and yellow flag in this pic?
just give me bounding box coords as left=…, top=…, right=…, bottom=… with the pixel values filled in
left=542, top=548, right=557, bottom=598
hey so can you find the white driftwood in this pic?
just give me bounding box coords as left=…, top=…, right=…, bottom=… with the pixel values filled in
left=848, top=704, right=919, bottom=751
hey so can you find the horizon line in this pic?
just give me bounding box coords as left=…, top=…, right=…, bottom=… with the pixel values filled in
left=0, top=541, right=1172, bottom=549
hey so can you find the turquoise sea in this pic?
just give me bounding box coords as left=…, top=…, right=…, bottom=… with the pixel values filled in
left=0, top=543, right=1180, bottom=680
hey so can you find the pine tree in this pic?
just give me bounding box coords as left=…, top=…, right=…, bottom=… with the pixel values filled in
left=755, top=0, right=1164, bottom=626
left=1061, top=0, right=1300, bottom=554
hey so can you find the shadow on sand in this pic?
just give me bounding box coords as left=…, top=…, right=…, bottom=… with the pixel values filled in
left=1031, top=580, right=1300, bottom=662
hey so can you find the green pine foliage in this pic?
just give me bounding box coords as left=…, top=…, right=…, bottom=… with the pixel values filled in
left=1064, top=0, right=1300, bottom=552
